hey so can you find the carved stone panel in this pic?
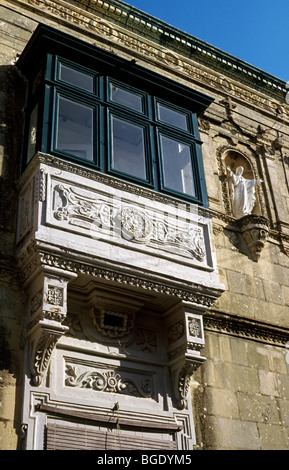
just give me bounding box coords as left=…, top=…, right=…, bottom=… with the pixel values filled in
left=48, top=180, right=209, bottom=265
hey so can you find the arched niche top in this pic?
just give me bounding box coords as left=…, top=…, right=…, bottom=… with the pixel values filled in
left=225, top=150, right=254, bottom=180
left=224, top=149, right=261, bottom=216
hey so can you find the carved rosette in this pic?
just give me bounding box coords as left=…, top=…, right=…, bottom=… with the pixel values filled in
left=237, top=214, right=269, bottom=261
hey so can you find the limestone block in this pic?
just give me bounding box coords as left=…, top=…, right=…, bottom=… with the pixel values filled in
left=278, top=398, right=289, bottom=426
left=258, top=423, right=289, bottom=450
left=237, top=392, right=280, bottom=424
left=217, top=417, right=261, bottom=450
left=227, top=270, right=264, bottom=300
left=218, top=335, right=232, bottom=363
left=258, top=370, right=279, bottom=397
left=230, top=338, right=248, bottom=366
left=204, top=387, right=239, bottom=419
left=214, top=362, right=260, bottom=393
left=262, top=279, right=285, bottom=305
left=282, top=285, right=289, bottom=306
left=246, top=343, right=270, bottom=371
left=276, top=373, right=289, bottom=400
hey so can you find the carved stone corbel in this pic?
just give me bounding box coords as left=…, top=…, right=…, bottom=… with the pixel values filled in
left=26, top=268, right=77, bottom=386
left=167, top=304, right=206, bottom=409
left=236, top=214, right=269, bottom=261
left=29, top=319, right=69, bottom=386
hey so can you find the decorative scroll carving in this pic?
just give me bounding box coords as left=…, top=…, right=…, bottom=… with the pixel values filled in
left=65, top=365, right=153, bottom=398
left=30, top=321, right=69, bottom=386
left=236, top=214, right=269, bottom=261
left=45, top=286, right=63, bottom=306
left=134, top=327, right=157, bottom=352
left=120, top=207, right=153, bottom=242
left=177, top=363, right=201, bottom=410
left=52, top=184, right=206, bottom=261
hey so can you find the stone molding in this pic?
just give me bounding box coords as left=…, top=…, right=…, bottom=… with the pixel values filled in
left=204, top=311, right=289, bottom=346
left=17, top=237, right=222, bottom=388
left=19, top=152, right=213, bottom=218
left=16, top=152, right=224, bottom=388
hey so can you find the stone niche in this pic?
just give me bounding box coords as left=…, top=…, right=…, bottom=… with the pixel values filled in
left=224, top=149, right=262, bottom=217
left=222, top=148, right=269, bottom=261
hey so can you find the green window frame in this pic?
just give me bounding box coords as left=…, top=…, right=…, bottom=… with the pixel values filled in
left=18, top=25, right=213, bottom=206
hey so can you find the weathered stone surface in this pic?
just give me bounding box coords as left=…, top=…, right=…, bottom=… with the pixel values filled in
left=217, top=417, right=261, bottom=450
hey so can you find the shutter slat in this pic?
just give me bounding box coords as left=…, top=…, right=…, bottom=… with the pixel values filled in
left=46, top=423, right=177, bottom=450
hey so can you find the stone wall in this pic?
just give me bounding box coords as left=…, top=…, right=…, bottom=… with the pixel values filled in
left=193, top=331, right=289, bottom=449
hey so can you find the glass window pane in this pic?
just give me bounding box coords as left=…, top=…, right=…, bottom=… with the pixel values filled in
left=160, top=135, right=195, bottom=197
left=59, top=64, right=94, bottom=92
left=110, top=84, right=143, bottom=112
left=55, top=96, right=94, bottom=161
left=157, top=104, right=188, bottom=130
left=111, top=116, right=147, bottom=179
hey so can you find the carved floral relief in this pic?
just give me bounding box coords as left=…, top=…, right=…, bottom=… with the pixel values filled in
left=65, top=364, right=153, bottom=399
left=52, top=183, right=206, bottom=262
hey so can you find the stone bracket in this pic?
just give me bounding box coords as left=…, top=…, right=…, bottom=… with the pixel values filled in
left=28, top=319, right=69, bottom=386
left=236, top=214, right=269, bottom=261
left=172, top=355, right=206, bottom=410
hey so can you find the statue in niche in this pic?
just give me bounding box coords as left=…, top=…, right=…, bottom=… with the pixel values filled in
left=227, top=166, right=263, bottom=219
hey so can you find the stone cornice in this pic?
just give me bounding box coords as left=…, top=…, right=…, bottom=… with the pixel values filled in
left=53, top=0, right=287, bottom=95
left=204, top=310, right=289, bottom=346
left=53, top=0, right=286, bottom=94
left=5, top=0, right=289, bottom=115
left=17, top=235, right=224, bottom=307
left=40, top=248, right=224, bottom=308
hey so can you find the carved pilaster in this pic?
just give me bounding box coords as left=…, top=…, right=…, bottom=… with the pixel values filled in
left=26, top=268, right=77, bottom=386
left=236, top=214, right=269, bottom=261
left=167, top=303, right=206, bottom=409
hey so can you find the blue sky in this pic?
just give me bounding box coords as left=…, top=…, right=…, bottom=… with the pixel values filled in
left=123, top=0, right=289, bottom=82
